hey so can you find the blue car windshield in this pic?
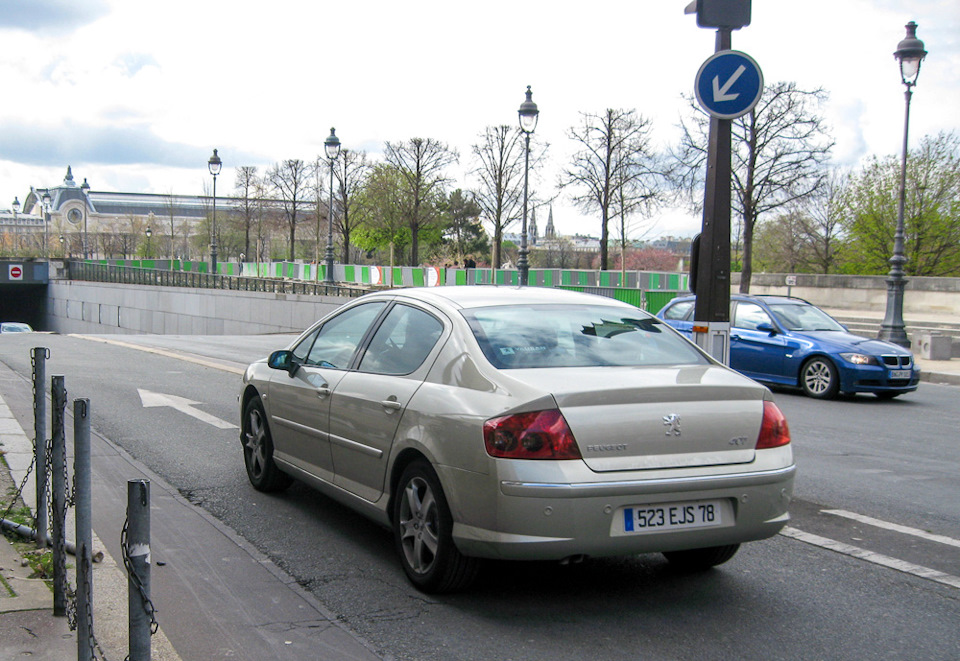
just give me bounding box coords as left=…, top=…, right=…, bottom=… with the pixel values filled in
left=767, top=303, right=845, bottom=332
left=462, top=304, right=710, bottom=369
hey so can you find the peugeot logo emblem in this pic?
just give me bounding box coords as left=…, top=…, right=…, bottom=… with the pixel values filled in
left=663, top=413, right=681, bottom=436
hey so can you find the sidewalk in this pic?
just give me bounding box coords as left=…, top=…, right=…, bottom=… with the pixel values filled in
left=0, top=373, right=382, bottom=660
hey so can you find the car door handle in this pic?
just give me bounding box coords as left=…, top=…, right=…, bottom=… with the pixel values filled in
left=316, top=386, right=332, bottom=398
left=380, top=399, right=402, bottom=411
left=731, top=334, right=741, bottom=341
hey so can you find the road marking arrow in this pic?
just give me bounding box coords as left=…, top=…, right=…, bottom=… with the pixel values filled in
left=137, top=388, right=237, bottom=430
left=712, top=64, right=746, bottom=102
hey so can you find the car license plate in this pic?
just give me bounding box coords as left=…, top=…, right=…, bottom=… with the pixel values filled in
left=622, top=500, right=723, bottom=534
left=889, top=369, right=911, bottom=379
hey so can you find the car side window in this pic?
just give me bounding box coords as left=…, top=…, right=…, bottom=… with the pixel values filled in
left=734, top=302, right=773, bottom=331
left=359, top=304, right=444, bottom=375
left=304, top=302, right=386, bottom=369
left=291, top=327, right=321, bottom=363
left=662, top=300, right=694, bottom=321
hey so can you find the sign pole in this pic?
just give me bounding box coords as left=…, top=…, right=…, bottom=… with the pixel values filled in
left=692, top=28, right=734, bottom=364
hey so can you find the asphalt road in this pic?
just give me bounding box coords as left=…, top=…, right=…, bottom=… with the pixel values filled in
left=1, top=333, right=958, bottom=661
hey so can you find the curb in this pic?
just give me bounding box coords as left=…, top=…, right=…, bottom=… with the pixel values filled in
left=919, top=370, right=960, bottom=386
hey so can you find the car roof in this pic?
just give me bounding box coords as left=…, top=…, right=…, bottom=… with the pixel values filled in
left=665, top=294, right=811, bottom=306
left=370, top=286, right=640, bottom=312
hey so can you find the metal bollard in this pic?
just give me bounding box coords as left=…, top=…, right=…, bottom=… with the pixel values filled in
left=31, top=348, right=49, bottom=549
left=51, top=375, right=67, bottom=617
left=127, top=479, right=152, bottom=661
left=75, top=399, right=93, bottom=661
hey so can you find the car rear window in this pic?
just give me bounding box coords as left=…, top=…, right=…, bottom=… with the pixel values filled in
left=461, top=304, right=709, bottom=369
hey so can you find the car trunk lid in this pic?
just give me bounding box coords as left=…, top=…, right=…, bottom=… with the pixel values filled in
left=512, top=365, right=765, bottom=472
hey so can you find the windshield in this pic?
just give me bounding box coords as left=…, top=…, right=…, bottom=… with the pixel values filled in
left=462, top=304, right=709, bottom=369
left=767, top=303, right=845, bottom=332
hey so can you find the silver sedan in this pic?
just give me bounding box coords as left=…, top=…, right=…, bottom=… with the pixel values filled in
left=240, top=287, right=795, bottom=593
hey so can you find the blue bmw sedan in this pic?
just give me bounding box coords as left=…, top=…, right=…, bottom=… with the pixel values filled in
left=656, top=295, right=920, bottom=399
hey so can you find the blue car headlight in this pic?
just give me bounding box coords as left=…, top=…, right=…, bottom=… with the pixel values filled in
left=840, top=352, right=880, bottom=366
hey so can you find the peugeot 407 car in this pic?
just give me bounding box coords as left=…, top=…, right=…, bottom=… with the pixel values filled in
left=657, top=294, right=920, bottom=399
left=240, top=287, right=795, bottom=593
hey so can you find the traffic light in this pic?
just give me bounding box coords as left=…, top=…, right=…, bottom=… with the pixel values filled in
left=690, top=0, right=751, bottom=29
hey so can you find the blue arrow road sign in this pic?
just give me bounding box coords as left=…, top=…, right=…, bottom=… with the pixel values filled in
left=695, top=50, right=763, bottom=119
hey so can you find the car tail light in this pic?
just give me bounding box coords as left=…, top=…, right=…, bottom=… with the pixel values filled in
left=483, top=409, right=582, bottom=460
left=756, top=401, right=791, bottom=449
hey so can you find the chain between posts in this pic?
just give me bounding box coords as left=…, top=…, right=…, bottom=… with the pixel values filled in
left=122, top=516, right=159, bottom=635
left=0, top=454, right=35, bottom=522
left=16, top=349, right=157, bottom=660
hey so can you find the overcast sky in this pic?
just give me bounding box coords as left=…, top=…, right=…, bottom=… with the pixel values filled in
left=1, top=0, right=957, bottom=241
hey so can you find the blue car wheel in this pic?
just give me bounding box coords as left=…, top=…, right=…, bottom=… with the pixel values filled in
left=800, top=357, right=839, bottom=399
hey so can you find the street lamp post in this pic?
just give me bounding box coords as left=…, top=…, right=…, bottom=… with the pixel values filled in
left=323, top=128, right=341, bottom=284
left=42, top=193, right=52, bottom=258
left=145, top=226, right=153, bottom=259
left=80, top=178, right=90, bottom=259
left=12, top=197, right=20, bottom=254
left=208, top=149, right=222, bottom=275
left=517, top=86, right=539, bottom=287
left=878, top=21, right=927, bottom=349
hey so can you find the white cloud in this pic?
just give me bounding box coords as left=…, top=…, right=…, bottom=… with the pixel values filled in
left=1, top=0, right=957, bottom=241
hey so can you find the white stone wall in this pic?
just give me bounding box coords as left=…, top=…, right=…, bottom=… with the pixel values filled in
left=46, top=281, right=345, bottom=335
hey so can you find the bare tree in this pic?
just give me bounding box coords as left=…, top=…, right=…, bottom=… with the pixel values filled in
left=383, top=138, right=458, bottom=266
left=797, top=168, right=847, bottom=274
left=753, top=211, right=812, bottom=274
left=163, top=192, right=178, bottom=259
left=471, top=125, right=546, bottom=268
left=561, top=108, right=665, bottom=270
left=267, top=159, right=314, bottom=261
left=234, top=166, right=261, bottom=259
left=673, top=82, right=834, bottom=292
left=334, top=149, right=372, bottom=264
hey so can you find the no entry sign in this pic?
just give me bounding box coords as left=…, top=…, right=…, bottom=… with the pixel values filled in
left=8, top=264, right=23, bottom=280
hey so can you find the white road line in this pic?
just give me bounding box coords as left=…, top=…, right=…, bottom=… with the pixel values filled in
left=780, top=527, right=960, bottom=590
left=822, top=509, right=960, bottom=549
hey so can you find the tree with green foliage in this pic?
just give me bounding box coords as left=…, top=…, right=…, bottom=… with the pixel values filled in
left=353, top=163, right=411, bottom=267
left=841, top=131, right=960, bottom=277
left=441, top=189, right=488, bottom=261
left=383, top=138, right=458, bottom=266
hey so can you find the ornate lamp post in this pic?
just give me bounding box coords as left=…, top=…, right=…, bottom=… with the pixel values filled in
left=323, top=128, right=341, bottom=284
left=11, top=197, right=20, bottom=253
left=145, top=226, right=153, bottom=258
left=208, top=149, right=222, bottom=275
left=42, top=193, right=52, bottom=258
left=517, top=86, right=539, bottom=286
left=878, top=21, right=927, bottom=349
left=80, top=178, right=90, bottom=259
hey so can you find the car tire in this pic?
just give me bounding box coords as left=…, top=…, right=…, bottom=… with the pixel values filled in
left=393, top=459, right=480, bottom=594
left=242, top=396, right=293, bottom=493
left=800, top=357, right=839, bottom=399
left=662, top=544, right=740, bottom=570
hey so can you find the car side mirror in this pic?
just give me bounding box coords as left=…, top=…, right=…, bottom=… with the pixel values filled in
left=756, top=322, right=777, bottom=335
left=268, top=350, right=300, bottom=377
